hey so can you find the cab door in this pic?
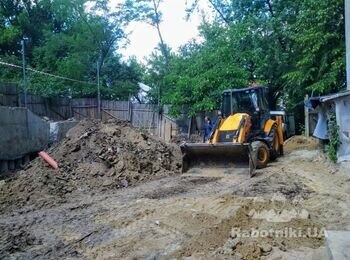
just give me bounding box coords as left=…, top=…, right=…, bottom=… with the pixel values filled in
left=256, top=88, right=270, bottom=131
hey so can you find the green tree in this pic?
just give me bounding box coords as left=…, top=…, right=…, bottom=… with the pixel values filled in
left=284, top=0, right=345, bottom=94
left=147, top=0, right=345, bottom=122
left=0, top=0, right=143, bottom=100
left=149, top=24, right=249, bottom=116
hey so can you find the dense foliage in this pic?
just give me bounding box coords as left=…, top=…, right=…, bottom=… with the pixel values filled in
left=326, top=112, right=342, bottom=162
left=0, top=0, right=346, bottom=116
left=145, top=0, right=346, bottom=117
left=0, top=0, right=142, bottom=99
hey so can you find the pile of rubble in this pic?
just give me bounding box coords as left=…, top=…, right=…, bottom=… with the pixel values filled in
left=0, top=119, right=181, bottom=211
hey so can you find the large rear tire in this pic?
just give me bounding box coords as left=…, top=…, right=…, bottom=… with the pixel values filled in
left=252, top=141, right=270, bottom=169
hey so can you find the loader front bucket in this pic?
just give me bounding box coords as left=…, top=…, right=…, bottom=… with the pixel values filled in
left=181, top=143, right=256, bottom=177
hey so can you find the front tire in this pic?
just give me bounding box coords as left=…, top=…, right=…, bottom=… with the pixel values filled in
left=252, top=141, right=270, bottom=169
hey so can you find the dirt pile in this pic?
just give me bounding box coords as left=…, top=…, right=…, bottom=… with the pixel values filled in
left=232, top=171, right=314, bottom=199
left=0, top=119, right=181, bottom=211
left=284, top=135, right=320, bottom=153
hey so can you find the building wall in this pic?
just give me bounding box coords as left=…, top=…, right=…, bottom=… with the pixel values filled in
left=335, top=96, right=350, bottom=162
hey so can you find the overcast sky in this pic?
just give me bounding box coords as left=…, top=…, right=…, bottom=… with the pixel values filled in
left=118, top=0, right=212, bottom=61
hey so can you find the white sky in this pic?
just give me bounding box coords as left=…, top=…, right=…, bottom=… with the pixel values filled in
left=117, top=0, right=213, bottom=61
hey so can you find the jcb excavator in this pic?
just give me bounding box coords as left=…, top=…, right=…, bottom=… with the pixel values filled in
left=181, top=86, right=284, bottom=177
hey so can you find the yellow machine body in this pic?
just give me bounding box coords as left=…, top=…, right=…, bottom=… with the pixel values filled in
left=210, top=113, right=251, bottom=144
left=182, top=113, right=256, bottom=176
left=181, top=86, right=284, bottom=177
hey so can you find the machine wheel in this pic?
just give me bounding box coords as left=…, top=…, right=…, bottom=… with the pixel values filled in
left=269, top=126, right=281, bottom=160
left=252, top=141, right=270, bottom=169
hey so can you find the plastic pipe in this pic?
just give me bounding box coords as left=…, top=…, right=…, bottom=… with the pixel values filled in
left=39, top=151, right=59, bottom=169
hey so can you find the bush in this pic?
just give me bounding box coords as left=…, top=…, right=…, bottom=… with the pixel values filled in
left=325, top=112, right=341, bottom=162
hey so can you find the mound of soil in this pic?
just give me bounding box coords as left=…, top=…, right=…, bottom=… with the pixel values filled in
left=284, top=135, right=320, bottom=153
left=0, top=119, right=181, bottom=212
left=232, top=171, right=314, bottom=200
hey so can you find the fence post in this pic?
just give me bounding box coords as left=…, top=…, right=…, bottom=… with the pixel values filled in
left=21, top=39, right=28, bottom=108
left=96, top=61, right=101, bottom=119
left=128, top=100, right=130, bottom=122
left=187, top=117, right=192, bottom=139
left=66, top=88, right=72, bottom=118
left=69, top=98, right=73, bottom=118
left=158, top=112, right=162, bottom=138
left=129, top=101, right=133, bottom=124
left=163, top=117, right=166, bottom=140
left=304, top=94, right=310, bottom=137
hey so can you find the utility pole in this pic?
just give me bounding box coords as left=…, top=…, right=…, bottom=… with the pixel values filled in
left=346, top=0, right=350, bottom=90
left=21, top=39, right=28, bottom=108
left=97, top=60, right=101, bottom=119
left=158, top=84, right=161, bottom=137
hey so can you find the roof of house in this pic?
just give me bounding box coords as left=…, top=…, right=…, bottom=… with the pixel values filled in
left=306, top=90, right=350, bottom=109
left=320, top=91, right=350, bottom=102
left=222, top=86, right=268, bottom=94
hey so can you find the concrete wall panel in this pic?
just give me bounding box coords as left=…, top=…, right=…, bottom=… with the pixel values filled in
left=0, top=106, right=49, bottom=160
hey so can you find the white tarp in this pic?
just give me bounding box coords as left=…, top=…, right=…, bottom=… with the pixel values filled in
left=335, top=97, right=350, bottom=162
left=313, top=104, right=328, bottom=140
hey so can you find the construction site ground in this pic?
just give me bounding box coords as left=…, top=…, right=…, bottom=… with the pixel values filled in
left=1, top=121, right=350, bottom=259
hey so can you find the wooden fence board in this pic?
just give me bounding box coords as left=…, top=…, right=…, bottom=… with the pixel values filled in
left=101, top=100, right=129, bottom=121
left=49, top=98, right=71, bottom=119
left=131, top=104, right=158, bottom=129
left=2, top=89, right=181, bottom=141
left=0, top=83, right=18, bottom=107
left=72, top=98, right=97, bottom=120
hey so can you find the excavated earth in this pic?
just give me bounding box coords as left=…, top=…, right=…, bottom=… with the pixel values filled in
left=0, top=119, right=182, bottom=213
left=1, top=126, right=350, bottom=259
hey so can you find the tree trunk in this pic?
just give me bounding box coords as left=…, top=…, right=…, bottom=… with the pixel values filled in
left=152, top=0, right=169, bottom=65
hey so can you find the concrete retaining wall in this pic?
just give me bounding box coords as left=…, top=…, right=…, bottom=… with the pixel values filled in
left=0, top=106, right=49, bottom=160
left=49, top=120, right=78, bottom=145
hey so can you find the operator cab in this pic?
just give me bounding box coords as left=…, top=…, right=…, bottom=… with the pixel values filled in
left=221, top=86, right=270, bottom=131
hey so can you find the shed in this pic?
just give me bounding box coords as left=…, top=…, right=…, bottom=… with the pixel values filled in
left=306, top=91, right=350, bottom=162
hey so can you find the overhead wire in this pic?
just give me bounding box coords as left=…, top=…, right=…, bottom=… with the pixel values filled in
left=0, top=60, right=95, bottom=85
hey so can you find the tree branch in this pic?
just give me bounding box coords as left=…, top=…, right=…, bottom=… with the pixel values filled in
left=266, top=0, right=274, bottom=16
left=265, top=0, right=286, bottom=51
left=151, top=0, right=169, bottom=65
left=207, top=0, right=230, bottom=25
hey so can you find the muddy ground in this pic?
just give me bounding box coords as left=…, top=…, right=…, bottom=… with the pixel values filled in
left=1, top=127, right=350, bottom=259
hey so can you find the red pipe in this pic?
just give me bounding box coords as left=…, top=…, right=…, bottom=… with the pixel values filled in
left=39, top=151, right=59, bottom=169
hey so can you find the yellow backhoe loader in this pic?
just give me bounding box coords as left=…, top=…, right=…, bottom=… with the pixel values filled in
left=181, top=86, right=284, bottom=177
